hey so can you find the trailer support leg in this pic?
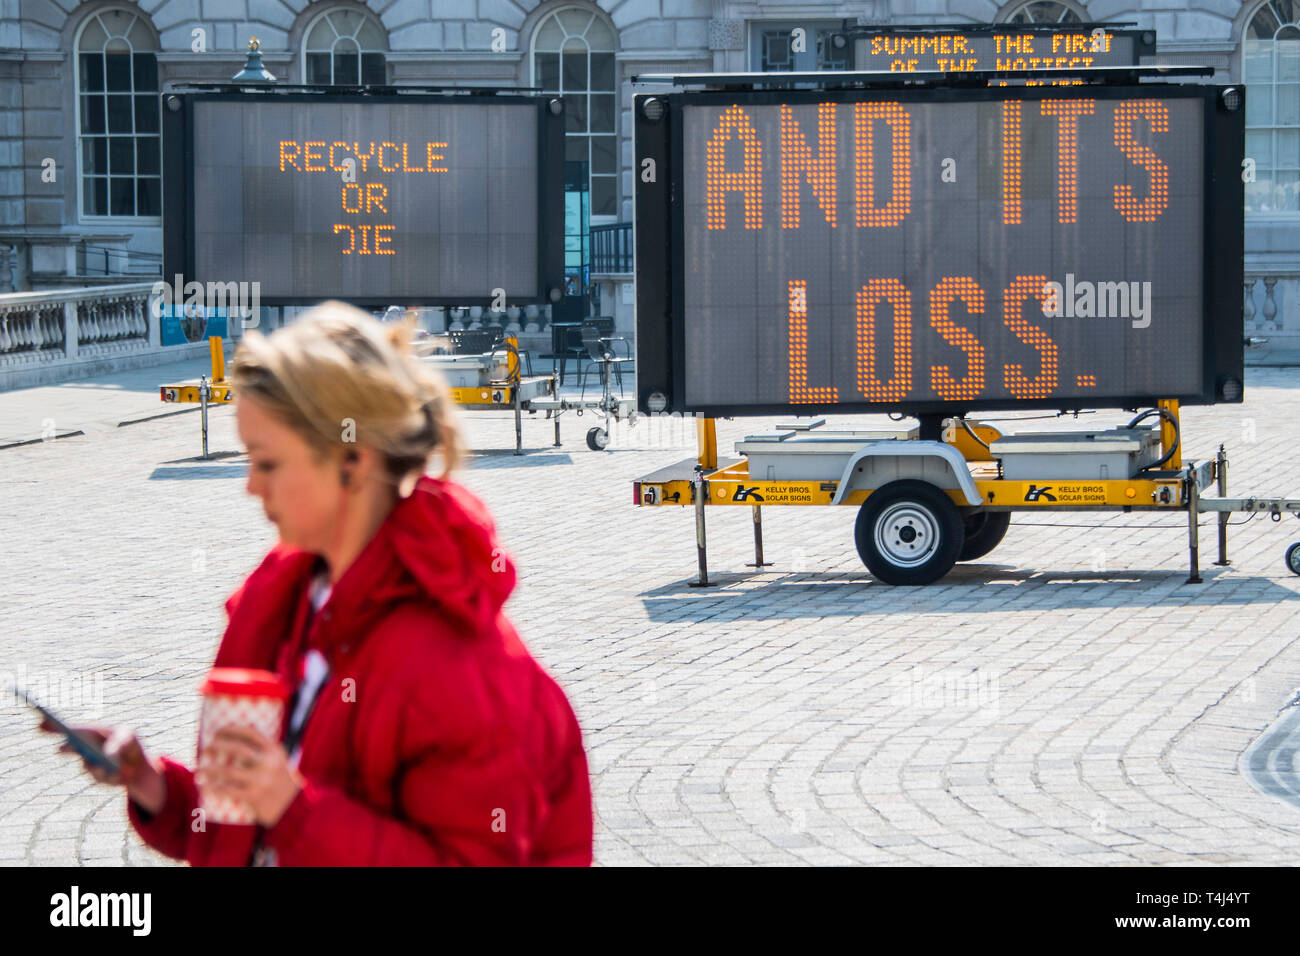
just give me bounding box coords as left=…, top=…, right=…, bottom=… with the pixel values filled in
left=513, top=386, right=523, bottom=456
left=746, top=505, right=773, bottom=568
left=1214, top=444, right=1230, bottom=566
left=1186, top=463, right=1203, bottom=584
left=689, top=466, right=712, bottom=587
left=199, top=376, right=210, bottom=460
left=554, top=413, right=561, bottom=447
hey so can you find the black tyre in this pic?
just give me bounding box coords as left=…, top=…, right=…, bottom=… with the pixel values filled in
left=1286, top=542, right=1300, bottom=577
left=854, top=480, right=964, bottom=585
left=586, top=426, right=608, bottom=451
left=957, top=510, right=1012, bottom=562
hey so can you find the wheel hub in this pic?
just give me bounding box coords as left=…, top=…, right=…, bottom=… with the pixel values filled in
left=875, top=503, right=941, bottom=568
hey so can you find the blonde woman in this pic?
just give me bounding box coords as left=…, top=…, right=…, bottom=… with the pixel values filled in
left=48, top=301, right=593, bottom=866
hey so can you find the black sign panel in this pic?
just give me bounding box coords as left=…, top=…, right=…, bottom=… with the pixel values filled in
left=635, top=86, right=1244, bottom=416
left=163, top=93, right=564, bottom=306
left=853, top=26, right=1153, bottom=74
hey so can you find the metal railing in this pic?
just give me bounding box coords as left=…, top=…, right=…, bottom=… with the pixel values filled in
left=78, top=245, right=163, bottom=278
left=591, top=222, right=633, bottom=275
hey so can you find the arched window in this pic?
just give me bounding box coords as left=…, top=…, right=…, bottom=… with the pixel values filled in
left=1002, top=1, right=1086, bottom=24
left=303, top=8, right=387, bottom=85
left=76, top=9, right=160, bottom=219
left=531, top=7, right=617, bottom=218
left=1244, top=1, right=1300, bottom=212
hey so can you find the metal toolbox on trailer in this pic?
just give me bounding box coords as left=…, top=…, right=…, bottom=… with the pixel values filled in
left=989, top=427, right=1163, bottom=480
left=736, top=428, right=918, bottom=482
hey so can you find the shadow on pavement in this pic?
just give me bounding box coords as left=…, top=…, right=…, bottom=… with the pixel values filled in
left=638, top=565, right=1298, bottom=620
left=468, top=451, right=574, bottom=468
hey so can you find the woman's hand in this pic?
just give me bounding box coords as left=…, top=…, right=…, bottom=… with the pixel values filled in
left=38, top=720, right=167, bottom=815
left=199, top=727, right=302, bottom=827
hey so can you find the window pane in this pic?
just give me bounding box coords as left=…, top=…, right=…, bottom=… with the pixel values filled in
left=135, top=95, right=158, bottom=132
left=107, top=94, right=133, bottom=132
left=82, top=137, right=106, bottom=174
left=592, top=175, right=616, bottom=216
left=105, top=53, right=131, bottom=91
left=84, top=176, right=106, bottom=215
left=1280, top=83, right=1300, bottom=124
left=137, top=178, right=160, bottom=216
left=1247, top=130, right=1273, bottom=165
left=1251, top=5, right=1282, bottom=38
left=565, top=135, right=587, bottom=162
left=125, top=16, right=153, bottom=51
left=306, top=53, right=331, bottom=85
left=361, top=53, right=385, bottom=85
left=591, top=52, right=615, bottom=90
left=536, top=52, right=559, bottom=91
left=564, top=93, right=587, bottom=132
left=1247, top=84, right=1274, bottom=125
left=562, top=50, right=587, bottom=90
left=306, top=19, right=334, bottom=49
left=133, top=54, right=157, bottom=91
left=1278, top=0, right=1299, bottom=27
left=592, top=135, right=616, bottom=174
left=335, top=37, right=358, bottom=53
left=585, top=18, right=614, bottom=50
left=109, top=137, right=133, bottom=175
left=334, top=10, right=361, bottom=37
left=357, top=21, right=385, bottom=49
left=334, top=52, right=359, bottom=85
left=1282, top=39, right=1300, bottom=81
left=81, top=96, right=105, bottom=134
left=79, top=18, right=107, bottom=51
left=110, top=177, right=134, bottom=215
left=80, top=53, right=104, bottom=92
left=536, top=17, right=564, bottom=49
left=1245, top=40, right=1273, bottom=82
left=590, top=93, right=615, bottom=132
left=137, top=137, right=159, bottom=175
left=1280, top=129, right=1300, bottom=166
left=558, top=9, right=592, bottom=35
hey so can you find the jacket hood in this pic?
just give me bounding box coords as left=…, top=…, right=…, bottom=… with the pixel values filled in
left=220, top=476, right=516, bottom=669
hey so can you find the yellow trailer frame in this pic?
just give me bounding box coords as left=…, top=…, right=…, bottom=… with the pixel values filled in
left=160, top=336, right=563, bottom=457
left=632, top=400, right=1300, bottom=585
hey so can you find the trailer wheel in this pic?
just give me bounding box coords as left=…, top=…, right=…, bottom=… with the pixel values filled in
left=586, top=426, right=608, bottom=451
left=1287, top=542, right=1300, bottom=577
left=854, top=480, right=964, bottom=585
left=958, top=510, right=1012, bottom=562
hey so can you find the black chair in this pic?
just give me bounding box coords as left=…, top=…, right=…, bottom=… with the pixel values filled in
left=579, top=318, right=634, bottom=398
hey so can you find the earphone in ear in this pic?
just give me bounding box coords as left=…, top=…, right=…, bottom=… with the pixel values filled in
left=340, top=450, right=359, bottom=487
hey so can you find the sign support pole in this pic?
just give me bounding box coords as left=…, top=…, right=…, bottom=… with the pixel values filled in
left=1185, top=461, right=1203, bottom=584
left=1214, top=444, right=1230, bottom=566
left=689, top=464, right=712, bottom=587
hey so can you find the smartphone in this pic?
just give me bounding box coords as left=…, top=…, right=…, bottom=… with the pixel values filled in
left=18, top=688, right=121, bottom=774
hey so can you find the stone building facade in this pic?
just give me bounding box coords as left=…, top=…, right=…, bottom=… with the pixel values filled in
left=1, top=0, right=1298, bottom=358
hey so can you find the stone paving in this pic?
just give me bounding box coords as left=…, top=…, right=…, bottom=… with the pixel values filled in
left=2, top=365, right=1300, bottom=865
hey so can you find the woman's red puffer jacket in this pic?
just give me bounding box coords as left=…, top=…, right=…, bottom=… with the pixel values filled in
left=127, top=476, right=593, bottom=866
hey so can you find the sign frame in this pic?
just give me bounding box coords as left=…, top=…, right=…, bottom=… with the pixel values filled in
left=634, top=84, right=1244, bottom=418
left=162, top=91, right=566, bottom=307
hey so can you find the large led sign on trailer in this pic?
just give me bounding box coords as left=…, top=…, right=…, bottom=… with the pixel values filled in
left=635, top=85, right=1244, bottom=416
left=849, top=27, right=1153, bottom=74
left=163, top=94, right=564, bottom=305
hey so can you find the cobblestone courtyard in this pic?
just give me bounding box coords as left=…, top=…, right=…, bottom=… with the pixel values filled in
left=3, top=368, right=1300, bottom=865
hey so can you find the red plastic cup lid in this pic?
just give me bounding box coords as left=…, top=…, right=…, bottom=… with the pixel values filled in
left=200, top=667, right=289, bottom=699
